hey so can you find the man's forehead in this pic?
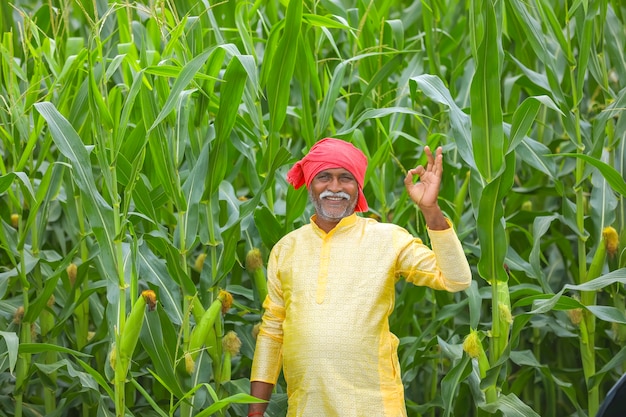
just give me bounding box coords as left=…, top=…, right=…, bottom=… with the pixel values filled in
left=315, top=167, right=355, bottom=176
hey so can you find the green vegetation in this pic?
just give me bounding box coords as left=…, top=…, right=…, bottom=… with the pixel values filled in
left=1, top=1, right=625, bottom=416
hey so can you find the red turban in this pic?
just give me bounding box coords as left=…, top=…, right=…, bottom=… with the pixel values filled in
left=286, top=138, right=369, bottom=212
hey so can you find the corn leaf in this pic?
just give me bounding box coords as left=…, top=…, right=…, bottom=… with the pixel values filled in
left=137, top=244, right=183, bottom=325
left=475, top=153, right=515, bottom=283
left=440, top=351, right=471, bottom=417
left=470, top=1, right=504, bottom=182
left=34, top=102, right=117, bottom=283
left=139, top=307, right=185, bottom=399
left=0, top=331, right=18, bottom=375
left=556, top=153, right=626, bottom=196
left=207, top=55, right=249, bottom=198
left=480, top=393, right=541, bottom=417
left=409, top=75, right=474, bottom=168
left=266, top=0, right=302, bottom=136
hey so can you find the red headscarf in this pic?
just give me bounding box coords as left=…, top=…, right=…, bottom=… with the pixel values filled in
left=286, top=138, right=369, bottom=212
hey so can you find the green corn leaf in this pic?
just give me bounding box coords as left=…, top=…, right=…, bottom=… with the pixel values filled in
left=508, top=95, right=562, bottom=151
left=219, top=182, right=241, bottom=231
left=302, top=13, right=352, bottom=30
left=555, top=153, right=626, bottom=196
left=240, top=146, right=292, bottom=219
left=536, top=0, right=570, bottom=58
left=585, top=305, right=626, bottom=324
left=507, top=0, right=566, bottom=106
left=565, top=268, right=626, bottom=291
left=137, top=244, right=183, bottom=325
left=132, top=176, right=158, bottom=222
left=349, top=55, right=404, bottom=118
left=528, top=215, right=559, bottom=285
left=589, top=345, right=626, bottom=389
left=207, top=55, right=249, bottom=198
left=195, top=393, right=265, bottom=417
left=0, top=172, right=34, bottom=198
left=441, top=352, right=471, bottom=417
left=0, top=331, right=18, bottom=375
left=19, top=343, right=91, bottom=357
left=114, top=69, right=145, bottom=156
left=182, top=140, right=209, bottom=249
left=605, top=6, right=626, bottom=83
left=480, top=393, right=541, bottom=417
left=34, top=102, right=117, bottom=283
left=266, top=0, right=302, bottom=136
left=315, top=61, right=347, bottom=139
left=285, top=186, right=308, bottom=230
left=475, top=153, right=515, bottom=283
left=148, top=48, right=213, bottom=132
left=23, top=266, right=62, bottom=323
left=139, top=307, right=185, bottom=399
left=409, top=75, right=474, bottom=168
left=254, top=206, right=284, bottom=249
left=336, top=107, right=424, bottom=136
left=294, top=34, right=316, bottom=145
left=470, top=1, right=504, bottom=182
left=130, top=378, right=170, bottom=417
left=574, top=3, right=598, bottom=102
left=516, top=137, right=557, bottom=177
left=144, top=86, right=186, bottom=211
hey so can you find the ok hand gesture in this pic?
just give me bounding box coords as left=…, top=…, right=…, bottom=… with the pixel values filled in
left=403, top=146, right=449, bottom=230
left=404, top=146, right=443, bottom=210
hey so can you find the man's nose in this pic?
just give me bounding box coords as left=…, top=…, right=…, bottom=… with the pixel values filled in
left=327, top=177, right=341, bottom=192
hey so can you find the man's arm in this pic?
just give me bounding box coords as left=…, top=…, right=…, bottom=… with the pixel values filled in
left=404, top=146, right=449, bottom=230
left=401, top=145, right=472, bottom=291
left=248, top=246, right=285, bottom=415
left=248, top=381, right=274, bottom=415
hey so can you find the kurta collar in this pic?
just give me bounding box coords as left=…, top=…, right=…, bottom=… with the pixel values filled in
left=310, top=213, right=359, bottom=238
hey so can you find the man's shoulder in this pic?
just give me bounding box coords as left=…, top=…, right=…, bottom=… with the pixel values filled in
left=273, top=223, right=313, bottom=247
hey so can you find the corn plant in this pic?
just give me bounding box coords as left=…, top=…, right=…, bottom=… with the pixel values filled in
left=1, top=1, right=625, bottom=417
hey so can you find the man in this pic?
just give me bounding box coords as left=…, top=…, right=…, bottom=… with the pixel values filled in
left=248, top=138, right=472, bottom=417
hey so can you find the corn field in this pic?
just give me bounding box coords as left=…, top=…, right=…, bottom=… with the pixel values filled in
left=1, top=0, right=625, bottom=416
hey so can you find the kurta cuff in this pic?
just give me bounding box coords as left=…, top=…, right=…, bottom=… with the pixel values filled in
left=427, top=219, right=472, bottom=292
left=250, top=334, right=282, bottom=384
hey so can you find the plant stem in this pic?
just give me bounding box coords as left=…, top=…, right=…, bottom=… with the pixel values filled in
left=15, top=247, right=31, bottom=417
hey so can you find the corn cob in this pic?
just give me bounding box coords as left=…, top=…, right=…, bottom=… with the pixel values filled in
left=219, top=330, right=242, bottom=384
left=187, top=290, right=232, bottom=369
left=246, top=248, right=267, bottom=306
left=118, top=290, right=157, bottom=373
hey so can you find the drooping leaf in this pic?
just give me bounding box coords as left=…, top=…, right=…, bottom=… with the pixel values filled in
left=34, top=102, right=117, bottom=283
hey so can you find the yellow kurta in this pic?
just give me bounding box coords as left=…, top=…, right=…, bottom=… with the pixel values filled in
left=251, top=213, right=471, bottom=417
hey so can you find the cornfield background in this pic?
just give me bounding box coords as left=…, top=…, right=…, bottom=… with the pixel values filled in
left=1, top=0, right=625, bottom=416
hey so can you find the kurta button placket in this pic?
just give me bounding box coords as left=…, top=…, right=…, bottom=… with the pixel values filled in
left=316, top=235, right=332, bottom=304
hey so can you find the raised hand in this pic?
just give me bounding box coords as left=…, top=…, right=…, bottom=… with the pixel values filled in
left=404, top=146, right=443, bottom=209
left=403, top=146, right=449, bottom=230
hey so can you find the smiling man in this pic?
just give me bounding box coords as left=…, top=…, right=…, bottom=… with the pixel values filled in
left=248, top=138, right=472, bottom=417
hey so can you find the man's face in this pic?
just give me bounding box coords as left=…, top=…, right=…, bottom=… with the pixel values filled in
left=309, top=168, right=359, bottom=222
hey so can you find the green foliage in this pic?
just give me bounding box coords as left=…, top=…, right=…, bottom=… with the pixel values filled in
left=1, top=0, right=625, bottom=416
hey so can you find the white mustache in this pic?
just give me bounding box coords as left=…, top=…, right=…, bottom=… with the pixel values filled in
left=319, top=190, right=350, bottom=200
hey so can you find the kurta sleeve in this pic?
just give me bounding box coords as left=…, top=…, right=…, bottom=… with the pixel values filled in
left=250, top=245, right=285, bottom=384
left=396, top=219, right=471, bottom=292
